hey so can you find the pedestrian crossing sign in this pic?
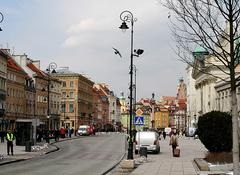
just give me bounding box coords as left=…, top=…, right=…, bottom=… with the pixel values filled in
left=134, top=116, right=144, bottom=125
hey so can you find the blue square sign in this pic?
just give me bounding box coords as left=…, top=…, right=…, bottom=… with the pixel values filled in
left=134, top=116, right=144, bottom=125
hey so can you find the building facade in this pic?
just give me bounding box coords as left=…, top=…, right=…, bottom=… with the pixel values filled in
left=0, top=50, right=7, bottom=131
left=186, top=65, right=197, bottom=127
left=191, top=47, right=229, bottom=121
left=53, top=67, right=94, bottom=131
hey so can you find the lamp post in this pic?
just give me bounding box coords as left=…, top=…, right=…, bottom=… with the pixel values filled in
left=150, top=93, right=155, bottom=129
left=119, top=10, right=136, bottom=160
left=119, top=11, right=144, bottom=159
left=0, top=12, right=4, bottom=31
left=46, top=62, right=57, bottom=130
left=133, top=65, right=137, bottom=120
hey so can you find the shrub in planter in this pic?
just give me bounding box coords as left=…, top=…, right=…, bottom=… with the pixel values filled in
left=197, top=111, right=232, bottom=152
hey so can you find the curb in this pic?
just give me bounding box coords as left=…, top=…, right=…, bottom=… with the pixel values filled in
left=194, top=158, right=209, bottom=171
left=0, top=136, right=81, bottom=166
left=101, top=152, right=126, bottom=175
left=0, top=158, right=26, bottom=166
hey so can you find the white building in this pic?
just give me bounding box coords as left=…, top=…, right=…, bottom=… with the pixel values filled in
left=191, top=46, right=229, bottom=120
left=215, top=75, right=240, bottom=113
left=186, top=66, right=197, bottom=126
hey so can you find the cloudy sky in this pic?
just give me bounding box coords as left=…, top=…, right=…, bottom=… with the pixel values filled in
left=0, top=0, right=186, bottom=100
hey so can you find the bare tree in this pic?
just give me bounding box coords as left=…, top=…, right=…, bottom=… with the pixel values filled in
left=161, top=0, right=240, bottom=174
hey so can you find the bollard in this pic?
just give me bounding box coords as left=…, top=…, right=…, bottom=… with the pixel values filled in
left=139, top=147, right=147, bottom=158
left=25, top=141, right=32, bottom=152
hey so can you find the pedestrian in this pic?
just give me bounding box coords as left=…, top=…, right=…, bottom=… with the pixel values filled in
left=68, top=128, right=71, bottom=138
left=54, top=129, right=59, bottom=142
left=163, top=131, right=166, bottom=140
left=169, top=130, right=178, bottom=157
left=71, top=128, right=74, bottom=136
left=60, top=127, right=65, bottom=138
left=6, top=130, right=15, bottom=156
left=45, top=130, right=50, bottom=143
left=65, top=127, right=68, bottom=138
left=0, top=130, right=5, bottom=143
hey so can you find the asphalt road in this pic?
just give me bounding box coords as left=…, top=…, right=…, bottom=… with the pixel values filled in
left=0, top=133, right=126, bottom=175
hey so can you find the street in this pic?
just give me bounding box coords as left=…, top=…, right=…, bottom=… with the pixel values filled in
left=0, top=133, right=126, bottom=175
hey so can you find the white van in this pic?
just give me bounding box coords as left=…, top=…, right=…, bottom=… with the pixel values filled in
left=78, top=125, right=90, bottom=136
left=135, top=131, right=160, bottom=154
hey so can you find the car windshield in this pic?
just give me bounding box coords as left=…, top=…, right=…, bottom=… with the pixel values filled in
left=78, top=128, right=86, bottom=131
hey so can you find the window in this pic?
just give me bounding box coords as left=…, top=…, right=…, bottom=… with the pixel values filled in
left=62, top=81, right=66, bottom=87
left=70, top=81, right=74, bottom=87
left=62, top=92, right=66, bottom=98
left=69, top=103, right=74, bottom=113
left=62, top=103, right=66, bottom=112
left=70, top=92, right=74, bottom=98
left=72, top=121, right=75, bottom=127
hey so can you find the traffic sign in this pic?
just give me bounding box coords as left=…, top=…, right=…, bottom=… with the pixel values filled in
left=136, top=109, right=143, bottom=116
left=134, top=116, right=144, bottom=125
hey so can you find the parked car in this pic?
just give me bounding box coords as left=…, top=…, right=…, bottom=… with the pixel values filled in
left=78, top=125, right=91, bottom=136
left=135, top=131, right=160, bottom=154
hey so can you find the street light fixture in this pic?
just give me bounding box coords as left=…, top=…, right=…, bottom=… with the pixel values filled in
left=0, top=12, right=4, bottom=31
left=46, top=62, right=57, bottom=130
left=119, top=10, right=143, bottom=160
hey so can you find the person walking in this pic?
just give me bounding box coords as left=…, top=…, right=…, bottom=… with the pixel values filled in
left=54, top=129, right=59, bottom=142
left=45, top=130, right=50, bottom=143
left=68, top=127, right=71, bottom=138
left=169, top=130, right=178, bottom=156
left=163, top=131, right=166, bottom=140
left=60, top=127, right=65, bottom=138
left=0, top=130, right=5, bottom=143
left=6, top=130, right=15, bottom=156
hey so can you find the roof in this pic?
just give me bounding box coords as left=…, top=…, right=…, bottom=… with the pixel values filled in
left=160, top=96, right=176, bottom=105
left=161, top=96, right=176, bottom=101
left=8, top=57, right=23, bottom=71
left=27, top=62, right=47, bottom=77
left=178, top=99, right=187, bottom=110
left=193, top=45, right=209, bottom=56
left=0, top=50, right=10, bottom=59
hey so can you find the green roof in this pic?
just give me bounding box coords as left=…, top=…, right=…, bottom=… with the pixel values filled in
left=193, top=45, right=209, bottom=56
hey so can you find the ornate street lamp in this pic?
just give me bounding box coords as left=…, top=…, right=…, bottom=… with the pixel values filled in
left=119, top=10, right=143, bottom=160
left=0, top=12, right=4, bottom=31
left=46, top=62, right=57, bottom=130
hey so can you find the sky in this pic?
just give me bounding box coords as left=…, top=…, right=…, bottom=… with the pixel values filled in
left=0, top=0, right=186, bottom=100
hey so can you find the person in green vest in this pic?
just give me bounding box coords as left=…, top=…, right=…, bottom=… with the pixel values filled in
left=6, top=130, right=15, bottom=156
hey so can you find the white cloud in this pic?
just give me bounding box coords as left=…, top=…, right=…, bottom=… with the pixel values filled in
left=67, top=19, right=97, bottom=33
left=1, top=0, right=187, bottom=99
left=63, top=36, right=80, bottom=48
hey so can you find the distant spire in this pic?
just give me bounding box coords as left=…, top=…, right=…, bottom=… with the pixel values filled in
left=179, top=77, right=184, bottom=82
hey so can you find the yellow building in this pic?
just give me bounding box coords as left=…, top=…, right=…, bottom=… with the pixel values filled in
left=154, top=106, right=169, bottom=129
